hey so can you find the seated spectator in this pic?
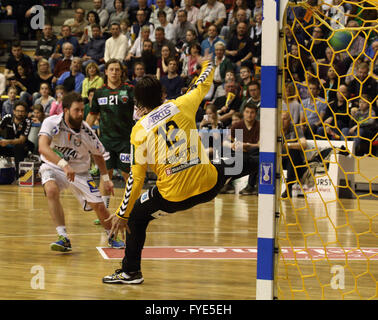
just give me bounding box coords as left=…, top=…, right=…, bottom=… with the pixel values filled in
left=34, top=59, right=55, bottom=103
left=212, top=70, right=236, bottom=102
left=220, top=103, right=260, bottom=195
left=130, top=9, right=154, bottom=42
left=79, top=11, right=101, bottom=45
left=226, top=0, right=251, bottom=28
left=1, top=87, right=18, bottom=118
left=127, top=25, right=153, bottom=62
left=156, top=45, right=174, bottom=80
left=345, top=19, right=365, bottom=59
left=104, top=22, right=130, bottom=63
left=129, top=0, right=152, bottom=25
left=149, top=0, right=174, bottom=26
left=300, top=79, right=328, bottom=138
left=214, top=79, right=242, bottom=128
left=197, top=0, right=226, bottom=38
left=0, top=101, right=33, bottom=174
left=306, top=26, right=328, bottom=61
left=250, top=12, right=262, bottom=67
left=239, top=81, right=261, bottom=114
left=154, top=10, right=174, bottom=41
left=53, top=42, right=75, bottom=80
left=51, top=25, right=81, bottom=63
left=56, top=57, right=85, bottom=94
left=152, top=27, right=175, bottom=59
left=199, top=103, right=225, bottom=160
left=107, top=0, right=128, bottom=30
left=221, top=7, right=251, bottom=42
left=347, top=94, right=377, bottom=156
left=225, top=22, right=254, bottom=70
left=64, top=7, right=87, bottom=39
left=172, top=9, right=197, bottom=46
left=4, top=41, right=34, bottom=81
left=160, top=58, right=185, bottom=99
left=82, top=24, right=106, bottom=70
left=323, top=66, right=339, bottom=104
left=34, top=83, right=56, bottom=116
left=81, top=62, right=104, bottom=98
left=238, top=65, right=254, bottom=103
left=231, top=111, right=243, bottom=126
left=139, top=39, right=158, bottom=75
left=178, top=29, right=198, bottom=59
left=181, top=43, right=201, bottom=80
left=33, top=23, right=58, bottom=64
left=13, top=62, right=37, bottom=107
left=49, top=85, right=65, bottom=116
left=28, top=104, right=45, bottom=154
left=93, top=0, right=110, bottom=29
left=130, top=61, right=146, bottom=86
left=177, top=0, right=199, bottom=26
left=282, top=82, right=301, bottom=125
left=213, top=41, right=234, bottom=86
left=84, top=88, right=97, bottom=120
left=281, top=111, right=308, bottom=198
left=200, top=24, right=225, bottom=56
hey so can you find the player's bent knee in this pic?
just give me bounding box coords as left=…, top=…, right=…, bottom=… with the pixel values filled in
left=44, top=181, right=60, bottom=200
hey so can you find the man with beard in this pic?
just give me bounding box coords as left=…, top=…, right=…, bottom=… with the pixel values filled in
left=139, top=39, right=157, bottom=75
left=0, top=101, right=34, bottom=174
left=38, top=92, right=125, bottom=252
left=86, top=59, right=135, bottom=212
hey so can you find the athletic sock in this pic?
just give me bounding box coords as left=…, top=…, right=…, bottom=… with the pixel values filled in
left=102, top=196, right=110, bottom=208
left=56, top=226, right=68, bottom=238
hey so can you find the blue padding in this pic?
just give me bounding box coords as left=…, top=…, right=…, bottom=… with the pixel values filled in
left=257, top=237, right=275, bottom=280
left=259, top=151, right=276, bottom=195
left=260, top=66, right=278, bottom=109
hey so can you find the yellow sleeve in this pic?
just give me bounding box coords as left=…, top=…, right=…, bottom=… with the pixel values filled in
left=174, top=60, right=214, bottom=117
left=115, top=128, right=148, bottom=219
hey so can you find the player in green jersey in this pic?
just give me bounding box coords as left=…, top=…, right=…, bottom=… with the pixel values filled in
left=86, top=58, right=135, bottom=208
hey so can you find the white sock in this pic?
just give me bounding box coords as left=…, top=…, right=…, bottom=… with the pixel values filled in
left=56, top=226, right=68, bottom=238
left=102, top=196, right=110, bottom=208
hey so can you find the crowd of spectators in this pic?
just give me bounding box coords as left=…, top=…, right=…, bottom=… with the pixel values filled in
left=0, top=0, right=377, bottom=192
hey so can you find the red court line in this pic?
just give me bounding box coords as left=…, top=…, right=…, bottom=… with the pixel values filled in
left=97, top=246, right=378, bottom=260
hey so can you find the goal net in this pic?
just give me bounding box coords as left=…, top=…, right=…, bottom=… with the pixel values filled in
left=276, top=0, right=378, bottom=299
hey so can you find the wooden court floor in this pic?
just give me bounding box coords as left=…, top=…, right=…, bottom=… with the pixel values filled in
left=0, top=184, right=376, bottom=300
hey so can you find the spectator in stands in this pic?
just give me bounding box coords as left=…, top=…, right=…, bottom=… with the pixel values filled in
left=82, top=24, right=106, bottom=70
left=107, top=0, right=129, bottom=30
left=197, top=0, right=227, bottom=38
left=93, top=0, right=110, bottom=28
left=51, top=25, right=80, bottom=69
left=225, top=22, right=254, bottom=69
left=103, top=0, right=116, bottom=14
left=127, top=25, right=153, bottom=63
left=348, top=94, right=377, bottom=156
left=300, top=79, right=328, bottom=139
left=239, top=65, right=254, bottom=103
left=150, top=0, right=174, bottom=26
left=178, top=29, right=198, bottom=59
left=0, top=101, right=33, bottom=174
left=220, top=103, right=260, bottom=195
left=347, top=62, right=377, bottom=109
left=130, top=61, right=146, bottom=85
left=199, top=103, right=225, bottom=160
left=317, top=47, right=346, bottom=82
left=214, top=79, right=242, bottom=128
left=281, top=111, right=308, bottom=198
left=155, top=10, right=174, bottom=41
left=140, top=39, right=158, bottom=75
left=53, top=42, right=75, bottom=80
left=34, top=59, right=54, bottom=102
left=80, top=11, right=101, bottom=45
left=1, top=87, right=17, bottom=118
left=152, top=27, right=175, bottom=59
left=221, top=7, right=250, bottom=42
left=306, top=26, right=328, bottom=61
left=56, top=57, right=85, bottom=94
left=252, top=0, right=263, bottom=20
left=286, top=43, right=311, bottom=83
left=156, top=45, right=173, bottom=80
left=226, top=0, right=251, bottom=27
left=176, top=0, right=199, bottom=27
left=212, top=70, right=236, bottom=102
left=129, top=0, right=152, bottom=25
left=181, top=43, right=201, bottom=80
left=172, top=9, right=196, bottom=46
left=130, top=9, right=154, bottom=41
left=34, top=24, right=58, bottom=63
left=160, top=58, right=185, bottom=99
left=104, top=22, right=130, bottom=63
left=64, top=7, right=87, bottom=39
left=345, top=19, right=366, bottom=59
left=282, top=82, right=301, bottom=125
left=250, top=12, right=262, bottom=67
left=34, top=83, right=55, bottom=116
left=13, top=62, right=37, bottom=106
left=323, top=66, right=339, bottom=104
left=240, top=81, right=261, bottom=114
left=28, top=104, right=45, bottom=154
left=4, top=42, right=34, bottom=81
left=81, top=62, right=104, bottom=99
left=200, top=24, right=225, bottom=56
left=212, top=41, right=234, bottom=86
left=49, top=85, right=65, bottom=116
left=84, top=87, right=97, bottom=121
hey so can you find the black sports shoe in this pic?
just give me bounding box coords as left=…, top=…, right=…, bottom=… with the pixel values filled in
left=102, top=269, right=144, bottom=284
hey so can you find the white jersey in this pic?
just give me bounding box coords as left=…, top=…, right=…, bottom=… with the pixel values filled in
left=38, top=113, right=106, bottom=173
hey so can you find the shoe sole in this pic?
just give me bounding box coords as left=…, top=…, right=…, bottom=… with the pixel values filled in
left=102, top=278, right=144, bottom=284
left=50, top=243, right=72, bottom=252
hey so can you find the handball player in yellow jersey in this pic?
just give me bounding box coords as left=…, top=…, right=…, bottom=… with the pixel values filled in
left=103, top=55, right=228, bottom=284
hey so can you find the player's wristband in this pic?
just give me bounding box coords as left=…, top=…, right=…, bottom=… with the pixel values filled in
left=101, top=174, right=110, bottom=182
left=57, top=159, right=68, bottom=169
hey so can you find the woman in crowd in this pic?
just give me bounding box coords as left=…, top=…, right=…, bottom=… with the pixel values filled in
left=49, top=85, right=65, bottom=116
left=81, top=62, right=104, bottom=99
left=34, top=58, right=54, bottom=103
left=34, top=83, right=56, bottom=116
left=156, top=45, right=173, bottom=80
left=80, top=10, right=101, bottom=45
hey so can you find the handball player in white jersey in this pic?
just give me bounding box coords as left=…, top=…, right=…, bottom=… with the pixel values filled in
left=38, top=91, right=125, bottom=252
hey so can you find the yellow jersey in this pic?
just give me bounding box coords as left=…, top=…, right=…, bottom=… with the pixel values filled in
left=116, top=60, right=218, bottom=219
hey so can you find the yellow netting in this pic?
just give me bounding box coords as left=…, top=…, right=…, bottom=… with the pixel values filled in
left=276, top=0, right=377, bottom=300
